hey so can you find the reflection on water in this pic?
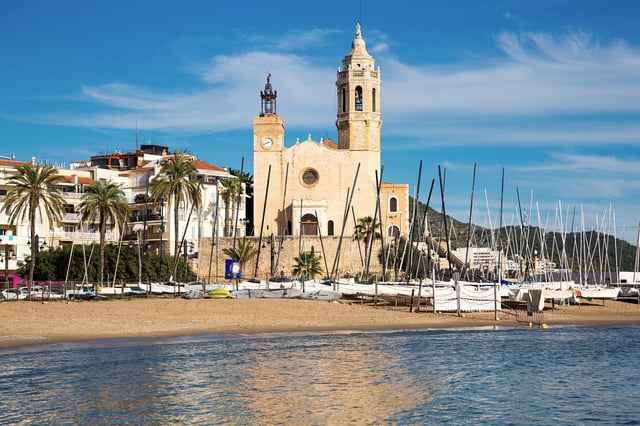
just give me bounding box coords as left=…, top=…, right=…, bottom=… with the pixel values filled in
left=1, top=325, right=640, bottom=424
left=239, top=335, right=434, bottom=424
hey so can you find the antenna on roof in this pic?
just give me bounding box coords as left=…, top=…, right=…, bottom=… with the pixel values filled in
left=359, top=0, right=362, bottom=25
left=135, top=121, right=139, bottom=151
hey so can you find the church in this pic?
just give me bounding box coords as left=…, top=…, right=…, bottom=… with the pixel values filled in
left=253, top=24, right=408, bottom=248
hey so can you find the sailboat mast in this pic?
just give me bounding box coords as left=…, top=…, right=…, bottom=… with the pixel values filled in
left=253, top=164, right=271, bottom=279
left=463, top=163, right=476, bottom=281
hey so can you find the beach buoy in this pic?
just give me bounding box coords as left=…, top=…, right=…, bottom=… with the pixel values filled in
left=541, top=323, right=548, bottom=329
left=528, top=322, right=533, bottom=327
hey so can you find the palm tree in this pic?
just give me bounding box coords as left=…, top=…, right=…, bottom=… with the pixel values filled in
left=2, top=163, right=65, bottom=290
left=220, top=177, right=242, bottom=237
left=292, top=251, right=323, bottom=280
left=354, top=216, right=381, bottom=279
left=354, top=216, right=380, bottom=245
left=77, top=180, right=130, bottom=287
left=229, top=169, right=253, bottom=235
left=150, top=151, right=202, bottom=263
left=222, top=237, right=257, bottom=278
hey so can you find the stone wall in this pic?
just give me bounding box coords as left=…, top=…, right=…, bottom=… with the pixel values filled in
left=193, top=236, right=386, bottom=282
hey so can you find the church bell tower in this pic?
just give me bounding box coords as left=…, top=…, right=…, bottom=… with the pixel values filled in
left=335, top=23, right=382, bottom=152
left=254, top=74, right=285, bottom=152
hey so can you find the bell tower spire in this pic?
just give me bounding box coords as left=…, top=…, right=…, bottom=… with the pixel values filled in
left=260, top=73, right=277, bottom=116
left=335, top=23, right=382, bottom=151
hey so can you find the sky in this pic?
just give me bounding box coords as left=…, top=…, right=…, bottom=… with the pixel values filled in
left=1, top=0, right=639, bottom=244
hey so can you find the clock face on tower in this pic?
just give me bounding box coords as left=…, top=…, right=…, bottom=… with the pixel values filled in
left=261, top=137, right=273, bottom=149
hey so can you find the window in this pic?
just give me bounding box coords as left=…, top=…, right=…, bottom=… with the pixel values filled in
left=355, top=86, right=363, bottom=111
left=328, top=220, right=334, bottom=236
left=301, top=168, right=319, bottom=187
left=388, top=225, right=400, bottom=238
left=341, top=88, right=347, bottom=113
left=389, top=197, right=398, bottom=213
left=372, top=88, right=376, bottom=112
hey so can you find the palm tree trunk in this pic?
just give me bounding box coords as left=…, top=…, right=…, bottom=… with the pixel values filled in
left=224, top=195, right=232, bottom=237
left=231, top=197, right=237, bottom=238
left=28, top=208, right=36, bottom=293
left=99, top=214, right=106, bottom=287
left=174, top=199, right=180, bottom=272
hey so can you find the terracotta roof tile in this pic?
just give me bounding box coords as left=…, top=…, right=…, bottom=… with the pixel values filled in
left=194, top=160, right=226, bottom=172
left=321, top=138, right=338, bottom=149
left=0, top=160, right=30, bottom=167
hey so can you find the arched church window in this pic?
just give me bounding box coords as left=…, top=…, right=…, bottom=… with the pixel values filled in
left=389, top=196, right=398, bottom=212
left=300, top=213, right=318, bottom=236
left=388, top=225, right=400, bottom=238
left=372, top=88, right=377, bottom=112
left=355, top=86, right=363, bottom=111
left=328, top=220, right=334, bottom=236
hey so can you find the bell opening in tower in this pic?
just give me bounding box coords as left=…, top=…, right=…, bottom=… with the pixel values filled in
left=355, top=86, right=363, bottom=111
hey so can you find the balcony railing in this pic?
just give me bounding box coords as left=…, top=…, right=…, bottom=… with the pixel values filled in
left=58, top=192, right=84, bottom=199
left=123, top=231, right=167, bottom=241
left=50, top=230, right=117, bottom=241
left=130, top=214, right=163, bottom=223
left=63, top=213, right=81, bottom=221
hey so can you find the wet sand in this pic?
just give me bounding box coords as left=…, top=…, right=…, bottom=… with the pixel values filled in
left=1, top=297, right=639, bottom=349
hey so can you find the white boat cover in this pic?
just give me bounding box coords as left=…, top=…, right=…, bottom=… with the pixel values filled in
left=433, top=285, right=499, bottom=312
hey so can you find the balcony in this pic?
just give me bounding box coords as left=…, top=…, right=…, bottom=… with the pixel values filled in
left=58, top=192, right=84, bottom=199
left=50, top=230, right=117, bottom=242
left=123, top=231, right=168, bottom=242
left=62, top=213, right=81, bottom=222
left=130, top=213, right=163, bottom=223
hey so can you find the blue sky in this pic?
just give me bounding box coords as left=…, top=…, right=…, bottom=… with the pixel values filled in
left=1, top=0, right=639, bottom=243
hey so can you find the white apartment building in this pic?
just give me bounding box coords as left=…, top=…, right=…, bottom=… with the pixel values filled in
left=0, top=144, right=240, bottom=275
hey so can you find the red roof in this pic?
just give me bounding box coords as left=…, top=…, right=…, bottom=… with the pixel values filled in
left=194, top=160, right=226, bottom=172
left=321, top=138, right=338, bottom=149
left=0, top=159, right=30, bottom=167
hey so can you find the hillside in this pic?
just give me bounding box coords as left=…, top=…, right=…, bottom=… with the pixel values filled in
left=408, top=198, right=638, bottom=272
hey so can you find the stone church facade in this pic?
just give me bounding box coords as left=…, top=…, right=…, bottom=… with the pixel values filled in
left=197, top=25, right=409, bottom=281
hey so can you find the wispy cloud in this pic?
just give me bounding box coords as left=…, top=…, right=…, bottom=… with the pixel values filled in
left=15, top=28, right=640, bottom=153
left=509, top=152, right=640, bottom=200
left=382, top=31, right=640, bottom=118
left=516, top=152, right=640, bottom=174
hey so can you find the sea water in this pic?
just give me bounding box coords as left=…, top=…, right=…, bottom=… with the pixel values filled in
left=1, top=324, right=639, bottom=425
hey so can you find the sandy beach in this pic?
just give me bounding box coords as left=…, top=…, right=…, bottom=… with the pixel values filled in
left=1, top=297, right=640, bottom=349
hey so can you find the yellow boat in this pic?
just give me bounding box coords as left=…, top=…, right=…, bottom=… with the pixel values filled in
left=207, top=288, right=231, bottom=299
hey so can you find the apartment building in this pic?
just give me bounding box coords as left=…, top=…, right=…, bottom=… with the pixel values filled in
left=0, top=145, right=239, bottom=275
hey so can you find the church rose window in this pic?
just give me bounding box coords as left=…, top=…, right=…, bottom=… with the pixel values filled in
left=301, top=168, right=318, bottom=187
